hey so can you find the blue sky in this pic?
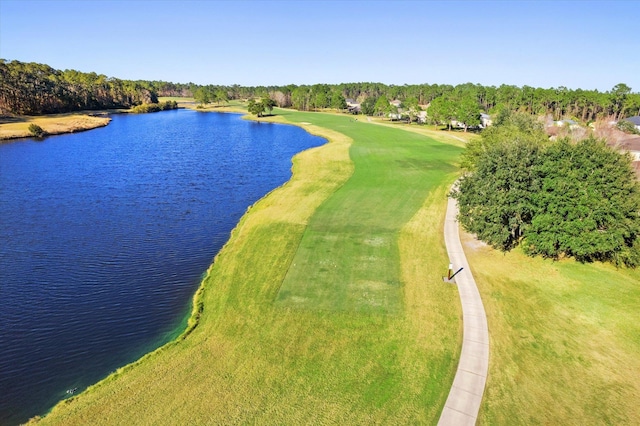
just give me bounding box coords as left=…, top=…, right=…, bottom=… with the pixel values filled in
left=1, top=0, right=638, bottom=91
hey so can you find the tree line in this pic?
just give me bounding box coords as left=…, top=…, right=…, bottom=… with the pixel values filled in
left=2, top=59, right=639, bottom=125
left=141, top=81, right=640, bottom=131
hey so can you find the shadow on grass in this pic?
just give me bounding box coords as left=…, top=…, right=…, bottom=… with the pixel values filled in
left=0, top=116, right=27, bottom=124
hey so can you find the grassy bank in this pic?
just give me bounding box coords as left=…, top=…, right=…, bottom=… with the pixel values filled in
left=34, top=110, right=464, bottom=424
left=0, top=113, right=111, bottom=141
left=462, top=232, right=640, bottom=424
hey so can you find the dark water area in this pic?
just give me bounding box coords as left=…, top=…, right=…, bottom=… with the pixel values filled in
left=0, top=109, right=324, bottom=425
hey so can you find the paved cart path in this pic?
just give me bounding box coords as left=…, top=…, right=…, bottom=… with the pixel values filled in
left=438, top=196, right=490, bottom=425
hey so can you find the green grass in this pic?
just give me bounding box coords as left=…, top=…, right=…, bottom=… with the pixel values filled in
left=29, top=107, right=640, bottom=424
left=35, top=110, right=463, bottom=425
left=277, top=112, right=461, bottom=313
left=461, top=233, right=640, bottom=424
left=157, top=96, right=195, bottom=102
left=28, top=106, right=640, bottom=424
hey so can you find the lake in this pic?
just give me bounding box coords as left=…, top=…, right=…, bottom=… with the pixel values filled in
left=0, top=109, right=325, bottom=425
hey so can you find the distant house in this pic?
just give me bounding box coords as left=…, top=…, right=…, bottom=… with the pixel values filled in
left=617, top=136, right=640, bottom=161
left=450, top=120, right=465, bottom=129
left=449, top=113, right=491, bottom=130
left=346, top=98, right=361, bottom=114
left=480, top=113, right=492, bottom=128
left=555, top=119, right=577, bottom=126
left=555, top=119, right=581, bottom=130
left=616, top=136, right=640, bottom=179
left=622, top=116, right=640, bottom=132
left=390, top=100, right=402, bottom=108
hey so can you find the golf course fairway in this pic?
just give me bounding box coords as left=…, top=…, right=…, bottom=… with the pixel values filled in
left=35, top=111, right=465, bottom=424
left=30, top=109, right=640, bottom=424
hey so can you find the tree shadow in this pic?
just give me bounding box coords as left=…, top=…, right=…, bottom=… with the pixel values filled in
left=0, top=116, right=27, bottom=124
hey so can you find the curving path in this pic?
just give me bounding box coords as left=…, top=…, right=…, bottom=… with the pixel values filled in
left=438, top=196, right=490, bottom=425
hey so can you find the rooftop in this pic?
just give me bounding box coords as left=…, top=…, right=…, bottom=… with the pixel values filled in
left=623, top=116, right=640, bottom=126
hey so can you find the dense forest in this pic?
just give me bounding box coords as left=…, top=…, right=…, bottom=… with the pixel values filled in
left=2, top=59, right=640, bottom=126
left=154, top=80, right=640, bottom=119
left=0, top=60, right=158, bottom=114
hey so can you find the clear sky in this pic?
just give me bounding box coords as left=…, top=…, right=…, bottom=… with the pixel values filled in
left=1, top=0, right=638, bottom=91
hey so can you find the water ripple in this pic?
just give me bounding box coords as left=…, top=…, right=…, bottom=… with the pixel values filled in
left=0, top=109, right=324, bottom=425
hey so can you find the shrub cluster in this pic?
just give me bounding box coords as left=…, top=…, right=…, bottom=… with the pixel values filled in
left=28, top=123, right=46, bottom=137
left=130, top=100, right=178, bottom=114
left=616, top=119, right=640, bottom=135
left=454, top=113, right=640, bottom=267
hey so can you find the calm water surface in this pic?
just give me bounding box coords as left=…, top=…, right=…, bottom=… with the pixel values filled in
left=0, top=109, right=324, bottom=425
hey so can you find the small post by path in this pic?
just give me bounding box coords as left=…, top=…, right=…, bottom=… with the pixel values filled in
left=442, top=263, right=463, bottom=284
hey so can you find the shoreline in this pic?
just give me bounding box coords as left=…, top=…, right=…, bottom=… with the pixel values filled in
left=32, top=109, right=348, bottom=424
left=35, top=108, right=465, bottom=424
left=0, top=111, right=117, bottom=142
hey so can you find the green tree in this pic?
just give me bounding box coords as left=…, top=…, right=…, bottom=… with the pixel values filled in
left=310, top=84, right=331, bottom=110
left=402, top=97, right=421, bottom=123
left=374, top=95, right=391, bottom=118
left=291, top=86, right=311, bottom=111
left=313, top=91, right=328, bottom=110
left=525, top=137, right=640, bottom=266
left=455, top=95, right=481, bottom=131
left=247, top=98, right=265, bottom=117
left=610, top=83, right=632, bottom=120
left=331, top=91, right=347, bottom=110
left=261, top=96, right=277, bottom=115
left=193, top=87, right=210, bottom=105
left=361, top=96, right=377, bottom=116
left=428, top=95, right=455, bottom=129
left=455, top=128, right=640, bottom=267
left=454, top=137, right=543, bottom=251
left=215, top=89, right=229, bottom=106
left=461, top=111, right=547, bottom=170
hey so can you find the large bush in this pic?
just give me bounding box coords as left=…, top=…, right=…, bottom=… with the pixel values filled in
left=525, top=138, right=640, bottom=266
left=130, top=100, right=178, bottom=114
left=455, top=138, right=542, bottom=250
left=454, top=114, right=640, bottom=267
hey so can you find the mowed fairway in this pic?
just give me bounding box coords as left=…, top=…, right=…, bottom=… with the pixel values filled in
left=278, top=114, right=460, bottom=313
left=36, top=111, right=465, bottom=424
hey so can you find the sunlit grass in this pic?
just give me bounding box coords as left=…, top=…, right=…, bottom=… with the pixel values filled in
left=0, top=113, right=111, bottom=140
left=35, top=110, right=463, bottom=424
left=25, top=105, right=640, bottom=424
left=462, top=232, right=640, bottom=424
left=157, top=96, right=195, bottom=103
left=277, top=112, right=462, bottom=313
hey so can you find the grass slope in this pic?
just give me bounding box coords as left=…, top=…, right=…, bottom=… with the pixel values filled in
left=462, top=233, right=640, bottom=425
left=35, top=111, right=463, bottom=424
